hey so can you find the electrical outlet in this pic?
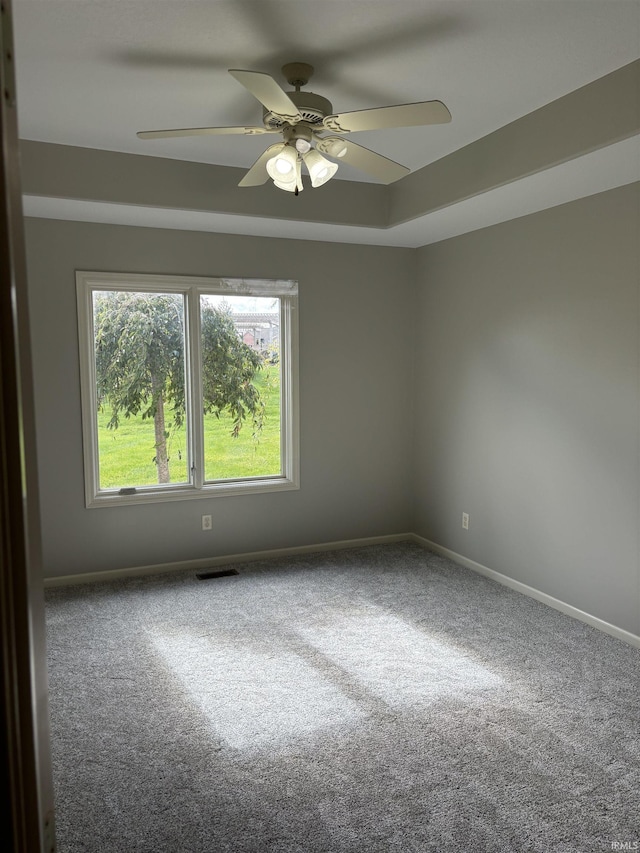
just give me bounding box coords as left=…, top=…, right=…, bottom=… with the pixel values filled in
left=201, top=514, right=212, bottom=531
left=462, top=512, right=469, bottom=530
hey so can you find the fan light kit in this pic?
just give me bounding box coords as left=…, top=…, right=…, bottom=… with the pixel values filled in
left=137, top=62, right=451, bottom=194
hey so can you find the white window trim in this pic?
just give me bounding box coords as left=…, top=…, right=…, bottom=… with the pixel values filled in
left=76, top=271, right=299, bottom=508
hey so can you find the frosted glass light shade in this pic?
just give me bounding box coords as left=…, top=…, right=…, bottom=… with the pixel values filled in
left=273, top=177, right=297, bottom=192
left=266, top=144, right=298, bottom=181
left=302, top=149, right=339, bottom=187
left=273, top=158, right=304, bottom=193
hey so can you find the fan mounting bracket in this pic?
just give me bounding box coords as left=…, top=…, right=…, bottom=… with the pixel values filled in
left=282, top=62, right=314, bottom=89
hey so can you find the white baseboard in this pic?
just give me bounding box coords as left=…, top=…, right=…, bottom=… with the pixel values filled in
left=44, top=531, right=640, bottom=650
left=411, top=534, right=640, bottom=650
left=43, top=532, right=412, bottom=588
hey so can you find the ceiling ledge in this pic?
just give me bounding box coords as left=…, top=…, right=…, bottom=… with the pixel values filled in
left=18, top=140, right=389, bottom=228
left=22, top=137, right=640, bottom=248
left=19, top=59, right=639, bottom=231
left=390, top=58, right=640, bottom=224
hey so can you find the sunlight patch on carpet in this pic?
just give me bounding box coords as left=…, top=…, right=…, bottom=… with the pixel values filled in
left=296, top=605, right=504, bottom=706
left=148, top=629, right=365, bottom=749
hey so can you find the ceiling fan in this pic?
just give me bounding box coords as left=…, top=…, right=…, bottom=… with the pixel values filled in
left=137, top=62, right=451, bottom=194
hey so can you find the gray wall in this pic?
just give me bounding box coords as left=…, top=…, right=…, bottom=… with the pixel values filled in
left=24, top=183, right=640, bottom=640
left=24, top=219, right=416, bottom=578
left=414, top=183, right=640, bottom=636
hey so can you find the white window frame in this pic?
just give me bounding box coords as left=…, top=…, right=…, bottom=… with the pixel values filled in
left=76, top=271, right=299, bottom=508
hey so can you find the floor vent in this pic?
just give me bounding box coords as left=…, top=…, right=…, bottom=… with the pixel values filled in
left=196, top=568, right=240, bottom=580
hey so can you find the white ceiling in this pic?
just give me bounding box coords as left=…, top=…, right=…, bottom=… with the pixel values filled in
left=12, top=0, right=640, bottom=243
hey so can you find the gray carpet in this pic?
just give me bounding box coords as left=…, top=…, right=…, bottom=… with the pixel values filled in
left=45, top=542, right=640, bottom=853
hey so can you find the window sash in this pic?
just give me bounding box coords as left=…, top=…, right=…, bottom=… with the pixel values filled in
left=77, top=272, right=299, bottom=507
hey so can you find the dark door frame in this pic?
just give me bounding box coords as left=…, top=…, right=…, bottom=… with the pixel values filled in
left=1, top=1, right=56, bottom=850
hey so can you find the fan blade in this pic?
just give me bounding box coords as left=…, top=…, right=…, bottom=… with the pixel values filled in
left=238, top=143, right=283, bottom=187
left=229, top=69, right=302, bottom=124
left=137, top=126, right=276, bottom=140
left=315, top=136, right=409, bottom=184
left=323, top=100, right=451, bottom=134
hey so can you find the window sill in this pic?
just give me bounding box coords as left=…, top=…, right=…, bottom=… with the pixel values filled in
left=86, top=475, right=299, bottom=508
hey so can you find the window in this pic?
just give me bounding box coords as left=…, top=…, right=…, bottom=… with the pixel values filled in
left=76, top=272, right=299, bottom=507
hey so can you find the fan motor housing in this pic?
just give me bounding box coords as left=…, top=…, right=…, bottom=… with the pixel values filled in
left=263, top=91, right=333, bottom=130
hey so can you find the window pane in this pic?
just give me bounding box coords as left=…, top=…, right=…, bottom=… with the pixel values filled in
left=78, top=271, right=297, bottom=506
left=200, top=294, right=281, bottom=481
left=93, top=290, right=189, bottom=489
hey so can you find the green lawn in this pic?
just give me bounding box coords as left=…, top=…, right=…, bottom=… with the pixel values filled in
left=97, top=364, right=281, bottom=488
